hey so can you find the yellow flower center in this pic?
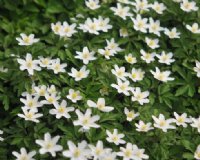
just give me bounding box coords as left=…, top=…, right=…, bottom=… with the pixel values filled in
left=58, top=106, right=65, bottom=113
left=74, top=149, right=80, bottom=157
left=24, top=37, right=30, bottom=43
left=71, top=92, right=78, bottom=99
left=159, top=120, right=166, bottom=127
left=48, top=97, right=54, bottom=103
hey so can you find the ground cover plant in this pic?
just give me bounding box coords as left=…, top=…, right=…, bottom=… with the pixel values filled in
left=0, top=0, right=200, bottom=159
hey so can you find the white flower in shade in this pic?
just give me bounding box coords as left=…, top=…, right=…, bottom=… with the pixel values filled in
left=151, top=2, right=166, bottom=14
left=118, top=0, right=131, bottom=4
left=148, top=18, right=163, bottom=36
left=106, top=38, right=123, bottom=53
left=96, top=16, right=112, bottom=32
left=63, top=140, right=90, bottom=160
left=180, top=0, right=198, bottom=12
left=20, top=94, right=42, bottom=112
left=191, top=117, right=200, bottom=133
left=125, top=54, right=137, bottom=64
left=85, top=0, right=100, bottom=10
left=131, top=15, right=149, bottom=33
left=150, top=67, right=174, bottom=82
left=111, top=79, right=131, bottom=96
left=38, top=56, right=52, bottom=68
left=145, top=37, right=159, bottom=49
left=34, top=85, right=47, bottom=97
left=49, top=100, right=74, bottom=119
left=110, top=3, right=133, bottom=20
left=12, top=148, right=36, bottom=160
left=103, top=151, right=118, bottom=160
left=41, top=93, right=60, bottom=105
left=47, top=85, right=57, bottom=94
left=59, top=22, right=77, bottom=37
left=173, top=0, right=182, bottom=2
left=135, top=120, right=153, bottom=132
left=132, top=145, right=149, bottom=160
left=152, top=114, right=176, bottom=132
left=186, top=23, right=200, bottom=34
left=106, top=129, right=125, bottom=145
left=164, top=27, right=180, bottom=39
left=120, top=28, right=129, bottom=37
left=89, top=140, right=111, bottom=160
left=194, top=145, right=200, bottom=160
left=111, top=65, right=128, bottom=81
left=79, top=18, right=100, bottom=35
left=173, top=112, right=191, bottom=127
left=131, top=0, right=150, bottom=12
left=18, top=108, right=43, bottom=123
left=156, top=51, right=175, bottom=65
left=129, top=68, right=145, bottom=82
left=16, top=33, right=39, bottom=46
left=124, top=107, right=140, bottom=121
left=87, top=97, right=114, bottom=112
left=35, top=132, right=63, bottom=157
left=48, top=58, right=67, bottom=74
left=74, top=109, right=100, bottom=131
left=51, top=22, right=62, bottom=35
left=66, top=89, right=82, bottom=103
left=131, top=87, right=149, bottom=105
left=68, top=66, right=90, bottom=81
left=75, top=47, right=96, bottom=64
left=140, top=50, right=156, bottom=63
left=17, top=53, right=41, bottom=75
left=0, top=66, right=8, bottom=73
left=117, top=142, right=134, bottom=160
left=194, top=60, right=200, bottom=77
left=98, top=48, right=115, bottom=59
left=0, top=130, right=3, bottom=141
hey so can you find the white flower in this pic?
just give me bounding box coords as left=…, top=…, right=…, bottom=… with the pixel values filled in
left=156, top=51, right=175, bottom=65
left=129, top=68, right=145, bottom=82
left=106, top=38, right=123, bottom=53
left=106, top=129, right=125, bottom=145
left=38, top=56, right=52, bottom=68
left=35, top=132, right=63, bottom=157
left=180, top=0, right=198, bottom=12
left=79, top=18, right=100, bottom=35
left=49, top=100, right=74, bottom=119
left=74, top=109, right=100, bottom=131
left=173, top=0, right=182, bottom=2
left=111, top=65, right=128, bottom=81
left=34, top=85, right=47, bottom=97
left=51, top=22, right=62, bottom=35
left=145, top=37, right=159, bottom=49
left=164, top=27, right=180, bottom=39
left=87, top=97, right=114, bottom=112
left=75, top=47, right=96, bottom=64
left=151, top=2, right=166, bottom=14
left=173, top=112, right=191, bottom=127
left=125, top=54, right=137, bottom=64
left=140, top=49, right=156, bottom=63
left=117, top=142, right=134, bottom=160
left=194, top=60, right=200, bottom=77
left=124, top=107, right=139, bottom=121
left=0, top=66, right=8, bottom=73
left=98, top=48, right=115, bottom=59
left=95, top=16, right=112, bottom=32
left=150, top=67, right=174, bottom=82
left=120, top=28, right=129, bottom=37
left=131, top=14, right=149, bottom=33
left=131, top=0, right=150, bottom=12
left=85, top=0, right=100, bottom=10
left=103, top=151, right=118, bottom=160
left=191, top=117, right=200, bottom=133
left=41, top=93, right=60, bottom=105
left=111, top=79, right=131, bottom=96
left=110, top=3, right=133, bottom=20
left=48, top=58, right=67, bottom=74
left=89, top=140, right=111, bottom=160
left=186, top=23, right=200, bottom=33
left=63, top=140, right=90, bottom=160
left=0, top=130, right=4, bottom=141
left=18, top=108, right=43, bottom=123
left=20, top=94, right=42, bottom=112
left=135, top=120, right=153, bottom=132
left=68, top=65, right=90, bottom=81
left=152, top=114, right=176, bottom=132
left=131, top=87, right=149, bottom=105
left=59, top=22, right=77, bottom=37
left=17, top=53, right=41, bottom=75
left=66, top=89, right=82, bottom=103
left=132, top=145, right=149, bottom=160
left=148, top=18, right=163, bottom=36
left=16, top=33, right=39, bottom=46
left=194, top=145, right=200, bottom=160
left=47, top=85, right=57, bottom=94
left=12, top=148, right=36, bottom=160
